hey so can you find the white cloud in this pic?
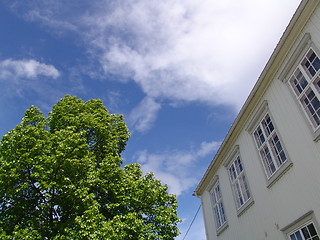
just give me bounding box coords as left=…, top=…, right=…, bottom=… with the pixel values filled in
left=135, top=140, right=221, bottom=196
left=78, top=0, right=300, bottom=108
left=78, top=0, right=300, bottom=131
left=129, top=97, right=161, bottom=132
left=11, top=0, right=301, bottom=130
left=0, top=59, right=60, bottom=80
left=28, top=10, right=78, bottom=34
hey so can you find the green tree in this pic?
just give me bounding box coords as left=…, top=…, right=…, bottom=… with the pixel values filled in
left=0, top=96, right=180, bottom=239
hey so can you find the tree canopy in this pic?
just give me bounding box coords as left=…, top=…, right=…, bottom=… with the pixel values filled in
left=0, top=96, right=180, bottom=239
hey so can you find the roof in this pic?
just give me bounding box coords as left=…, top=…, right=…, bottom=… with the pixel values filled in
left=194, top=0, right=319, bottom=196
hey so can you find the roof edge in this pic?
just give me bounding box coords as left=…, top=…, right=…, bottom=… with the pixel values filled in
left=194, top=0, right=319, bottom=196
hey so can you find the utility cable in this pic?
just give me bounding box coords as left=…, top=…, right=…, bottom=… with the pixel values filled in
left=182, top=204, right=201, bottom=240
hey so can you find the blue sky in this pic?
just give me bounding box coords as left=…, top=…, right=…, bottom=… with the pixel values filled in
left=0, top=0, right=301, bottom=239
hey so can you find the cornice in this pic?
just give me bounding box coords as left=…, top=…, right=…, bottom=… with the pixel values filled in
left=194, top=0, right=319, bottom=196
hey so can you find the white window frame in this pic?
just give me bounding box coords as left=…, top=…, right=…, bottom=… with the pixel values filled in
left=210, top=181, right=228, bottom=235
left=289, top=47, right=320, bottom=132
left=247, top=101, right=292, bottom=187
left=224, top=146, right=253, bottom=216
left=281, top=211, right=320, bottom=240
left=253, top=112, right=288, bottom=178
left=278, top=33, right=320, bottom=141
left=288, top=221, right=320, bottom=240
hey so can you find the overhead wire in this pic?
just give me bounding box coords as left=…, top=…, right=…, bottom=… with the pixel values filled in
left=182, top=204, right=201, bottom=240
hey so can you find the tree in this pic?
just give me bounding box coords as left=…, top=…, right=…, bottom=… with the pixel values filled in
left=0, top=96, right=180, bottom=239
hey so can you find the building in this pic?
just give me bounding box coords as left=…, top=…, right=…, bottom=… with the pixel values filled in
left=194, top=1, right=320, bottom=239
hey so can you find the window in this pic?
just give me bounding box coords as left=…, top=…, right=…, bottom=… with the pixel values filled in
left=281, top=211, right=320, bottom=240
left=253, top=113, right=288, bottom=179
left=288, top=222, right=320, bottom=240
left=247, top=102, right=292, bottom=186
left=211, top=182, right=227, bottom=231
left=289, top=48, right=320, bottom=129
left=228, top=155, right=252, bottom=213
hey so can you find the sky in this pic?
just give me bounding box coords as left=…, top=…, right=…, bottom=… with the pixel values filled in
left=0, top=0, right=301, bottom=239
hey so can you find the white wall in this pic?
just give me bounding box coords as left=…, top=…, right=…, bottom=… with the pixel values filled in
left=201, top=4, right=320, bottom=240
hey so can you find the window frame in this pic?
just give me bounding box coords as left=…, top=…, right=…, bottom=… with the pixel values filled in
left=278, top=33, right=320, bottom=141
left=246, top=101, right=292, bottom=187
left=209, top=180, right=228, bottom=235
left=253, top=113, right=288, bottom=178
left=289, top=47, right=320, bottom=133
left=288, top=221, right=320, bottom=240
left=281, top=211, right=320, bottom=240
left=224, top=146, right=254, bottom=216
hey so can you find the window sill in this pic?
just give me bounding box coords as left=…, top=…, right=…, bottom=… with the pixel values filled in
left=267, top=161, right=293, bottom=188
left=237, top=198, right=254, bottom=217
left=313, top=127, right=320, bottom=142
left=216, top=222, right=228, bottom=236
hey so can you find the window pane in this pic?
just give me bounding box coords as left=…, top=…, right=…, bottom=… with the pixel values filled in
left=302, top=89, right=320, bottom=127
left=295, top=232, right=303, bottom=240
left=314, top=57, right=320, bottom=72
left=218, top=202, right=224, bottom=215
left=291, top=234, right=298, bottom=240
left=308, top=223, right=318, bottom=238
left=260, top=146, right=276, bottom=176
left=214, top=206, right=221, bottom=227
left=212, top=194, right=217, bottom=204
left=262, top=114, right=274, bottom=136
left=311, top=94, right=320, bottom=110
left=236, top=157, right=243, bottom=173
left=235, top=182, right=244, bottom=207
left=212, top=188, right=218, bottom=204
left=309, top=51, right=320, bottom=71
left=254, top=127, right=265, bottom=147
left=220, top=203, right=226, bottom=223
left=302, top=226, right=311, bottom=238
left=240, top=174, right=251, bottom=200
left=229, top=165, right=236, bottom=181
left=291, top=69, right=308, bottom=96
left=315, top=77, right=320, bottom=93
left=216, top=185, right=221, bottom=199
left=269, top=133, right=287, bottom=165
left=279, top=151, right=287, bottom=162
left=291, top=232, right=303, bottom=240
left=303, top=50, right=320, bottom=78
left=290, top=234, right=297, bottom=240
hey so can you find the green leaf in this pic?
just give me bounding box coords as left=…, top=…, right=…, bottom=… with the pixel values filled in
left=0, top=96, right=180, bottom=239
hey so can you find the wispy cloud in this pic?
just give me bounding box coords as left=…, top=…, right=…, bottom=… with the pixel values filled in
left=128, top=97, right=161, bottom=132
left=135, top=140, right=221, bottom=196
left=7, top=0, right=301, bottom=131
left=0, top=58, right=62, bottom=110
left=0, top=59, right=60, bottom=80
left=78, top=0, right=300, bottom=108
left=25, top=9, right=78, bottom=33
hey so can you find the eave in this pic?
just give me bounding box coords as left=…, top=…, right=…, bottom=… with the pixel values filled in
left=194, top=0, right=319, bottom=196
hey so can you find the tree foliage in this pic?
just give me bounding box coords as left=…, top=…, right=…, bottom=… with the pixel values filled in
left=0, top=96, right=180, bottom=239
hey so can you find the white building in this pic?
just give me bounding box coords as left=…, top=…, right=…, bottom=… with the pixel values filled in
left=194, top=1, right=320, bottom=239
